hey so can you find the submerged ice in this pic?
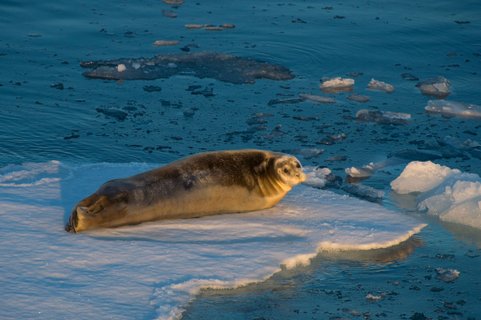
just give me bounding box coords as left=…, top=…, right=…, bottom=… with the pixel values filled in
left=0, top=162, right=425, bottom=320
left=80, top=52, right=294, bottom=84
left=391, top=161, right=481, bottom=230
left=425, top=100, right=481, bottom=119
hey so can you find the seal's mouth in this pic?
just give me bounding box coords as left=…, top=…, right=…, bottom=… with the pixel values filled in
left=297, top=172, right=307, bottom=183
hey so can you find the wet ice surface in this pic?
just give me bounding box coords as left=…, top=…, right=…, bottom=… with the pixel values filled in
left=1, top=0, right=481, bottom=319
left=81, top=52, right=294, bottom=84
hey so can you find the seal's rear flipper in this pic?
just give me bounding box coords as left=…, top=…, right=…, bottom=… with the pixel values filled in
left=65, top=207, right=80, bottom=233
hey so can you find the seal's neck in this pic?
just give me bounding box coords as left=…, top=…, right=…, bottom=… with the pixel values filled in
left=256, top=175, right=291, bottom=198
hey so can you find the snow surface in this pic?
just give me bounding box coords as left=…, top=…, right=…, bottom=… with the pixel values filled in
left=0, top=161, right=425, bottom=320
left=391, top=161, right=481, bottom=229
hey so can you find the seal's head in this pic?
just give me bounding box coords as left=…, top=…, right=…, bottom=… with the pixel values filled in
left=273, top=155, right=306, bottom=187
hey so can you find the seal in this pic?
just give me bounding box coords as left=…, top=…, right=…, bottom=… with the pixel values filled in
left=65, top=150, right=306, bottom=233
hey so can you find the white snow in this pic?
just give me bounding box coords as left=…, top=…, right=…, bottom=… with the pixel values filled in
left=0, top=161, right=425, bottom=320
left=116, top=63, right=127, bottom=72
left=391, top=161, right=481, bottom=229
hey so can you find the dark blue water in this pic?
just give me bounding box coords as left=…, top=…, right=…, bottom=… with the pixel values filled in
left=1, top=0, right=481, bottom=319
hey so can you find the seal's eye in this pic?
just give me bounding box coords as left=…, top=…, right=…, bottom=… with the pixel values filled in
left=283, top=168, right=289, bottom=174
left=295, top=162, right=301, bottom=168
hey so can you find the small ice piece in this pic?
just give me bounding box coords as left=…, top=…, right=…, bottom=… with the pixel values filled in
left=435, top=268, right=460, bottom=282
left=292, top=148, right=324, bottom=159
left=345, top=163, right=375, bottom=178
left=425, top=100, right=481, bottom=119
left=390, top=161, right=461, bottom=194
left=299, top=93, right=336, bottom=104
left=153, top=40, right=180, bottom=46
left=348, top=94, right=370, bottom=103
left=320, top=77, right=354, bottom=92
left=341, top=183, right=384, bottom=202
left=167, top=62, right=177, bottom=68
left=391, top=161, right=481, bottom=230
left=220, top=23, right=236, bottom=29
left=163, top=0, right=184, bottom=5
left=356, top=109, right=411, bottom=125
left=367, top=78, right=395, bottom=93
left=132, top=62, right=141, bottom=70
left=401, top=73, right=419, bottom=81
left=116, top=64, right=127, bottom=72
left=185, top=24, right=206, bottom=29
left=204, top=25, right=225, bottom=31
left=303, top=166, right=332, bottom=188
left=365, top=293, right=383, bottom=301
left=416, top=76, right=451, bottom=98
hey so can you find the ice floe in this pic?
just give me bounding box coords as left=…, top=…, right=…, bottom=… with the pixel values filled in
left=391, top=161, right=481, bottom=230
left=367, top=78, right=395, bottom=93
left=348, top=94, right=370, bottom=103
left=425, top=100, right=481, bottom=119
left=81, top=52, right=294, bottom=84
left=299, top=93, right=336, bottom=104
left=320, top=77, right=354, bottom=92
left=356, top=109, right=411, bottom=125
left=416, top=76, right=451, bottom=98
left=0, top=161, right=425, bottom=320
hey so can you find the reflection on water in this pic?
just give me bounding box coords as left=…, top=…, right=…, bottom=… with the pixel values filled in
left=442, top=221, right=481, bottom=248
left=315, top=236, right=424, bottom=265
left=185, top=227, right=481, bottom=320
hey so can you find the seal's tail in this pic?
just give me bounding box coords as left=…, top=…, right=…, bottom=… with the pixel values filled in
left=65, top=193, right=102, bottom=233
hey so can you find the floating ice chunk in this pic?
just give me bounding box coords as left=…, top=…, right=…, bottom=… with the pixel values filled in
left=320, top=77, right=354, bottom=92
left=303, top=166, right=332, bottom=188
left=116, top=63, right=126, bottom=72
left=391, top=161, right=481, bottom=229
left=365, top=293, right=383, bottom=301
left=391, top=161, right=461, bottom=194
left=416, top=76, right=451, bottom=98
left=425, top=100, right=481, bottom=119
left=345, top=163, right=376, bottom=178
left=356, top=109, right=411, bottom=125
left=348, top=94, right=370, bottom=103
left=292, top=148, right=324, bottom=159
left=184, top=23, right=206, bottom=29
left=341, top=183, right=385, bottom=202
left=401, top=73, right=419, bottom=81
left=299, top=93, right=336, bottom=104
left=437, top=135, right=481, bottom=160
left=153, top=40, right=180, bottom=46
left=367, top=78, right=395, bottom=93
left=81, top=52, right=294, bottom=84
left=435, top=268, right=460, bottom=282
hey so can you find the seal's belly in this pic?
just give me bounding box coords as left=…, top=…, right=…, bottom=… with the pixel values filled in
left=122, top=185, right=284, bottom=226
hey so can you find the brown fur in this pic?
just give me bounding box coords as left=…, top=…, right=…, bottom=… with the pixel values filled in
left=65, top=150, right=305, bottom=233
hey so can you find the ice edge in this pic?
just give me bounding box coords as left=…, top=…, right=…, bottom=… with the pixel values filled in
left=159, top=223, right=427, bottom=320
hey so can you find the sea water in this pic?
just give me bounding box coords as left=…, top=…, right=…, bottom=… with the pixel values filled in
left=1, top=0, right=481, bottom=319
